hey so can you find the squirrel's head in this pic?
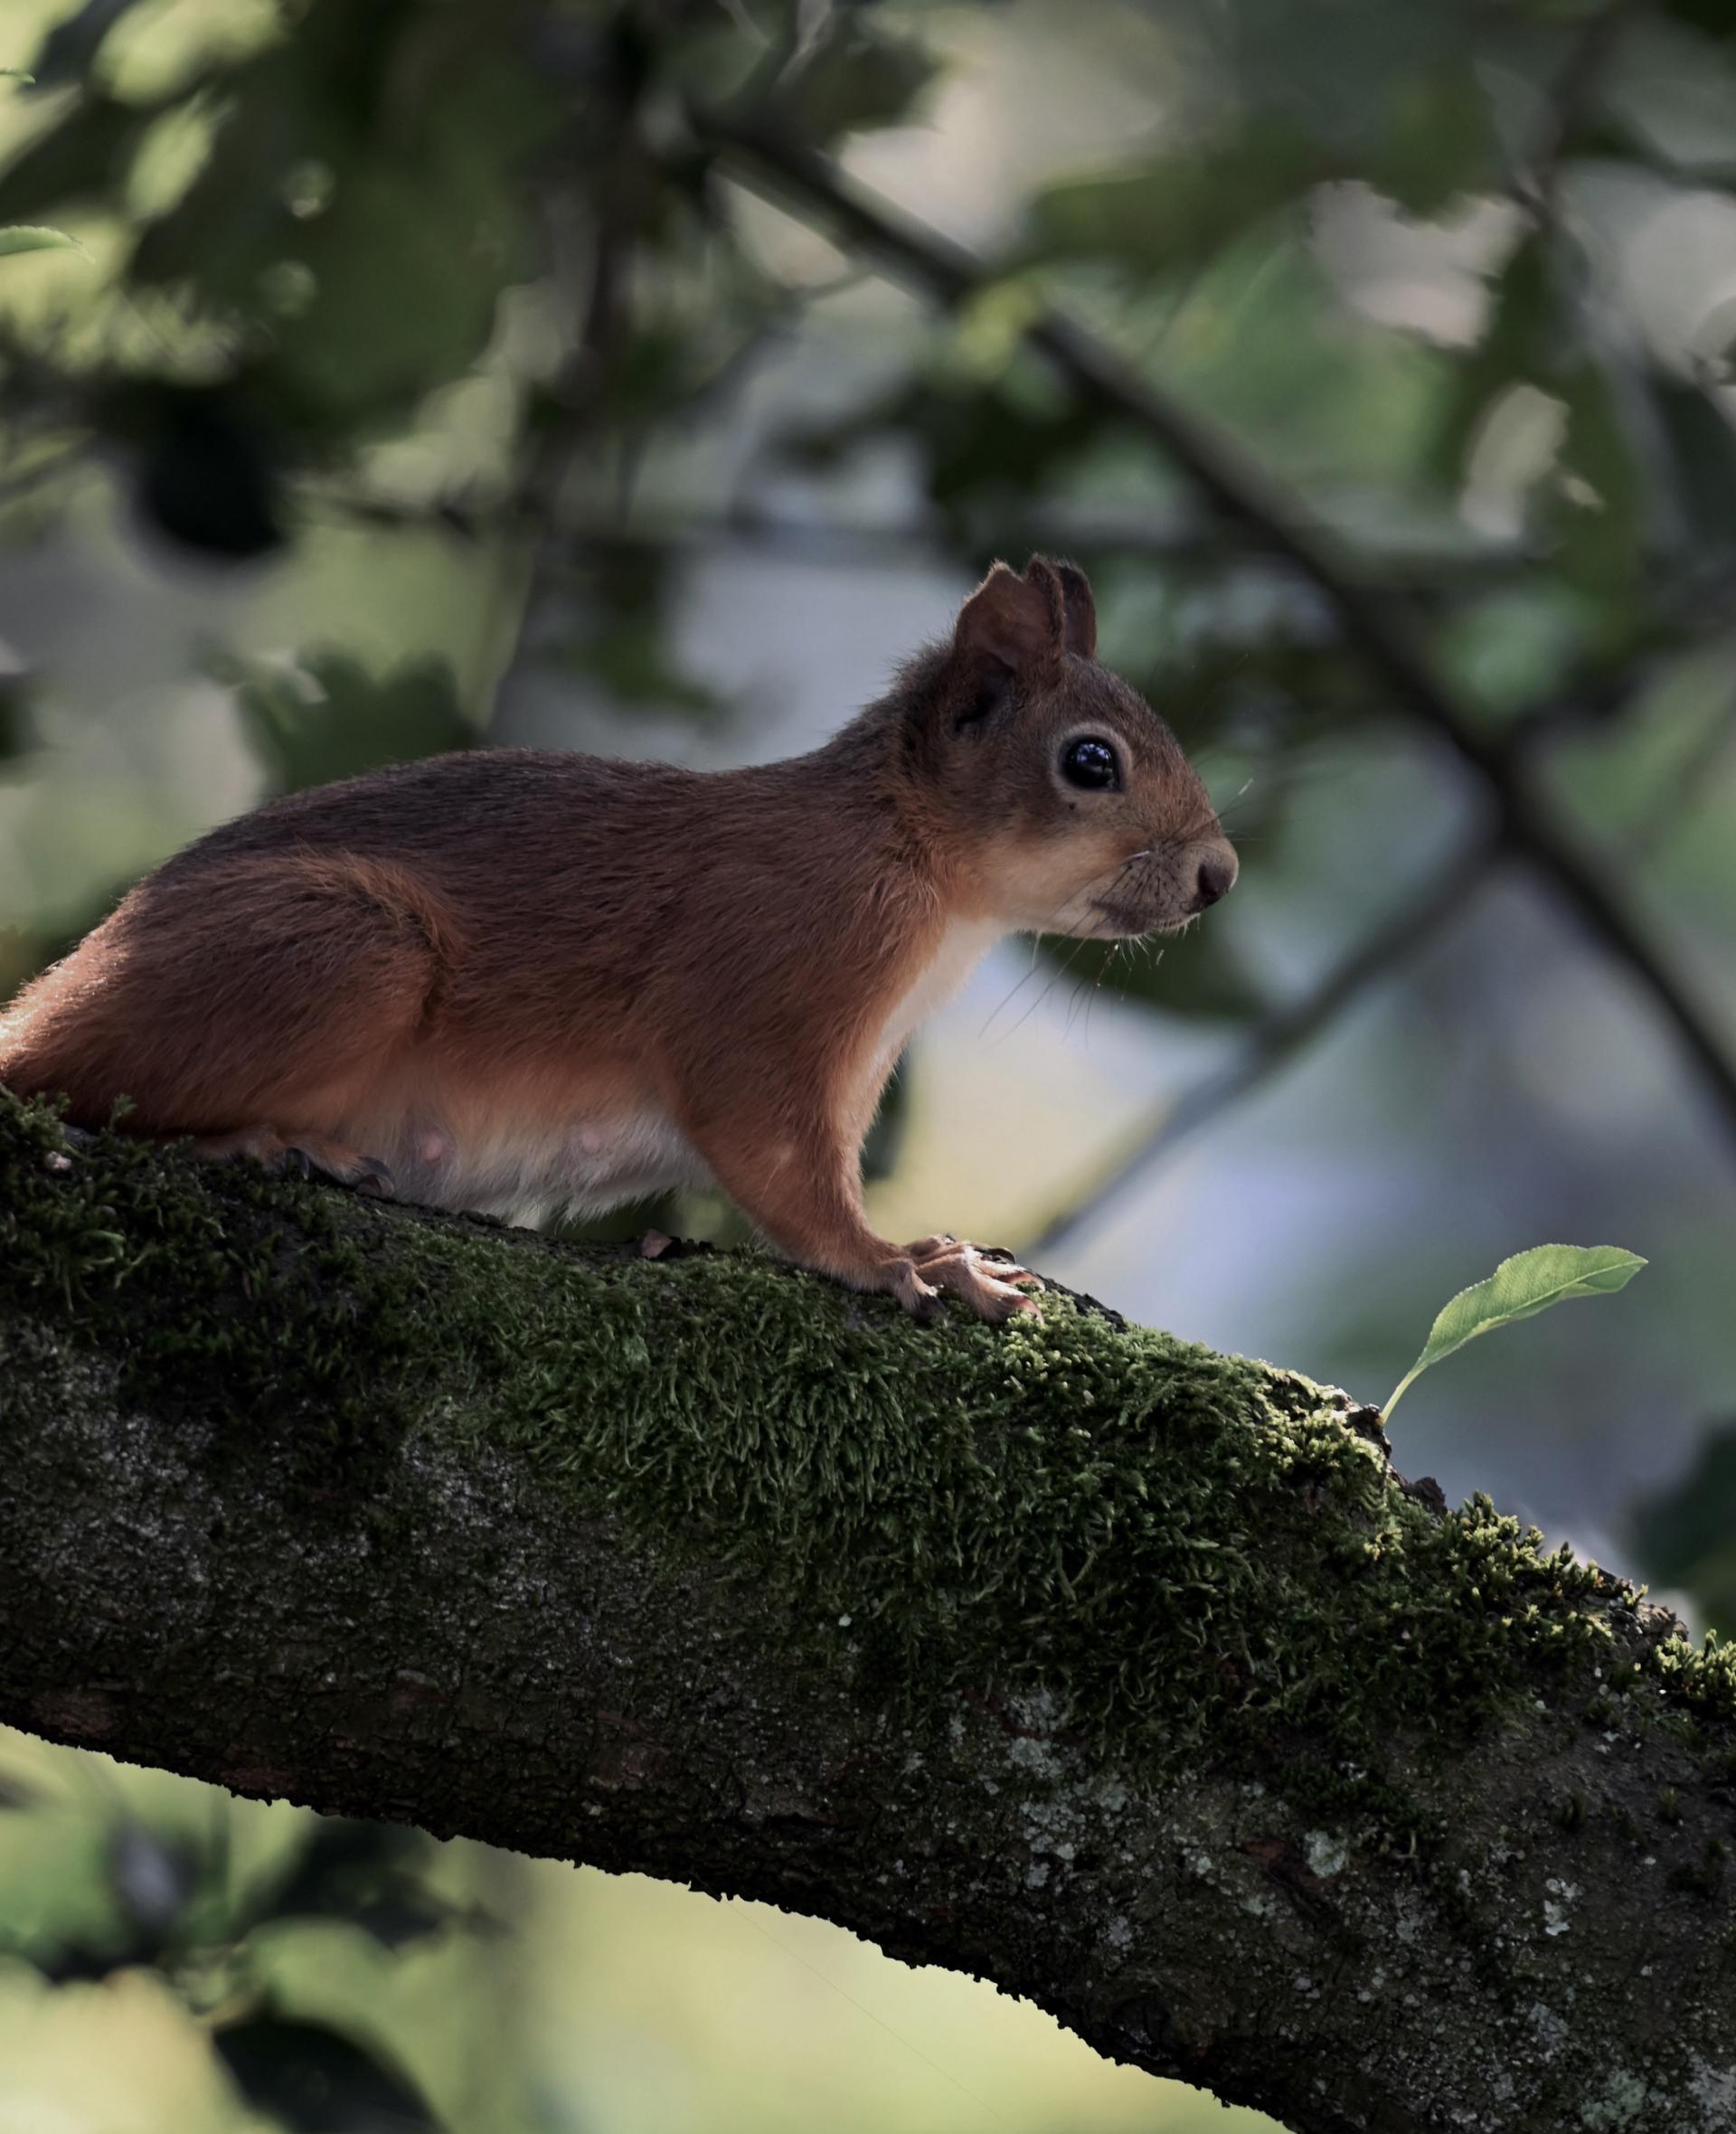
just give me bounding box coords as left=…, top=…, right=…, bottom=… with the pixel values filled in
left=902, top=556, right=1237, bottom=939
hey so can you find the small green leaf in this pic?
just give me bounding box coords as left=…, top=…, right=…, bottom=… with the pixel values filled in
left=0, top=224, right=82, bottom=257
left=0, top=70, right=35, bottom=82
left=1384, top=1245, right=1646, bottom=1418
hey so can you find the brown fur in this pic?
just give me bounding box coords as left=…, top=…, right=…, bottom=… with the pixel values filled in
left=0, top=559, right=1236, bottom=1322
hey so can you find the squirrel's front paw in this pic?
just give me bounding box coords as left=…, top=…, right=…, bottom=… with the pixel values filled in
left=902, top=1234, right=1043, bottom=1324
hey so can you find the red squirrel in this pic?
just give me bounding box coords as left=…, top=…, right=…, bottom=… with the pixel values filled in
left=0, top=557, right=1236, bottom=1324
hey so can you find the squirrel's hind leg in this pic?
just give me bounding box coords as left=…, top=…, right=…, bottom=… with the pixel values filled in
left=0, top=849, right=455, bottom=1161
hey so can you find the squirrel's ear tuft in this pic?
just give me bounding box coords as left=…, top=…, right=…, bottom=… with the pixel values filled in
left=952, top=558, right=1067, bottom=678
left=1054, top=560, right=1096, bottom=658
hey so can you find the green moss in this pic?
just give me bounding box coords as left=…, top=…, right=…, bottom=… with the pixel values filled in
left=0, top=1091, right=425, bottom=1478
left=418, top=1221, right=1680, bottom=1772
left=7, top=1088, right=1736, bottom=1800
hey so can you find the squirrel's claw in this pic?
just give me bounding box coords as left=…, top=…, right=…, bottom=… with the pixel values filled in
left=194, top=1126, right=395, bottom=1200
left=888, top=1258, right=947, bottom=1324
left=286, top=1142, right=392, bottom=1196
left=901, top=1236, right=1044, bottom=1324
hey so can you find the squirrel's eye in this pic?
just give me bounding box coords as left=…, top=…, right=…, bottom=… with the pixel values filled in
left=1061, top=737, right=1120, bottom=791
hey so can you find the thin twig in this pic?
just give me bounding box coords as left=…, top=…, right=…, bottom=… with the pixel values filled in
left=693, top=111, right=1736, bottom=1152
left=1026, top=837, right=1502, bottom=1260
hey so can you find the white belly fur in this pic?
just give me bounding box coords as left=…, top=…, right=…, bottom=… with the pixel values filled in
left=380, top=1107, right=711, bottom=1228
left=353, top=920, right=1002, bottom=1228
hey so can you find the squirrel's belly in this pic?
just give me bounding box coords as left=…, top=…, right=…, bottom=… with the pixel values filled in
left=373, top=1107, right=711, bottom=1225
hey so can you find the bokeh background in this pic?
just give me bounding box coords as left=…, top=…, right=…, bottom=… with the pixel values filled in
left=1, top=0, right=1733, bottom=2127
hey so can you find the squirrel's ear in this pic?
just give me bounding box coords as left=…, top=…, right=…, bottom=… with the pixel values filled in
left=952, top=559, right=1066, bottom=681
left=1054, top=560, right=1096, bottom=658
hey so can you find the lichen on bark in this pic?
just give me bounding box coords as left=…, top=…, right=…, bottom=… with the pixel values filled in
left=5, top=1089, right=1736, bottom=2134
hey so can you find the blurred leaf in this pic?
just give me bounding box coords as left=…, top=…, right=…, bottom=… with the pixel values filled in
left=1365, top=63, right=1498, bottom=213
left=769, top=12, right=939, bottom=144
left=25, top=0, right=146, bottom=90
left=788, top=373, right=1106, bottom=530
left=1026, top=123, right=1332, bottom=275
left=1433, top=580, right=1606, bottom=720
left=129, top=385, right=283, bottom=557
left=12, top=1825, right=197, bottom=1981
left=1385, top=1245, right=1646, bottom=1418
left=1434, top=236, right=1646, bottom=596
left=1135, top=222, right=1451, bottom=485
left=122, top=3, right=555, bottom=435
left=0, top=1766, right=41, bottom=1809
left=1599, top=17, right=1736, bottom=177
left=0, top=224, right=82, bottom=256
left=1552, top=355, right=1646, bottom=591
left=1430, top=233, right=1554, bottom=488
left=234, top=1818, right=473, bottom=1952
left=0, top=94, right=156, bottom=223
left=1233, top=0, right=1470, bottom=136
left=1654, top=374, right=1736, bottom=559
left=216, top=2008, right=440, bottom=2133
left=28, top=1939, right=143, bottom=1986
left=1209, top=0, right=1500, bottom=210
left=1127, top=566, right=1375, bottom=760
left=1663, top=0, right=1736, bottom=38
left=215, top=649, right=474, bottom=794
left=109, top=1822, right=196, bottom=1934
left=571, top=300, right=778, bottom=433
left=538, top=544, right=723, bottom=716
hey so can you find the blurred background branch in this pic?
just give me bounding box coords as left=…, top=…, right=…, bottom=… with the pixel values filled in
left=702, top=108, right=1736, bottom=1150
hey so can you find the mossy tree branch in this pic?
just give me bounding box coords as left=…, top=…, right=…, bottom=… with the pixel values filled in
left=3, top=1091, right=1735, bottom=2134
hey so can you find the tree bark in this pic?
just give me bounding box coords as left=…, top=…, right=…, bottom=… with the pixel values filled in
left=3, top=1091, right=1734, bottom=2134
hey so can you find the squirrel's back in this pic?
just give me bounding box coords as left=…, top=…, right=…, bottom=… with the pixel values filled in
left=0, top=738, right=917, bottom=1221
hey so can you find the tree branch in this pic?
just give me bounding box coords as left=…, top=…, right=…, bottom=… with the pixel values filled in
left=693, top=113, right=1736, bottom=1156
left=5, top=1095, right=1736, bottom=2134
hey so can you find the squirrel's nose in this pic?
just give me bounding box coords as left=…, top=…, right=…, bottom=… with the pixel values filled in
left=1192, top=844, right=1239, bottom=912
